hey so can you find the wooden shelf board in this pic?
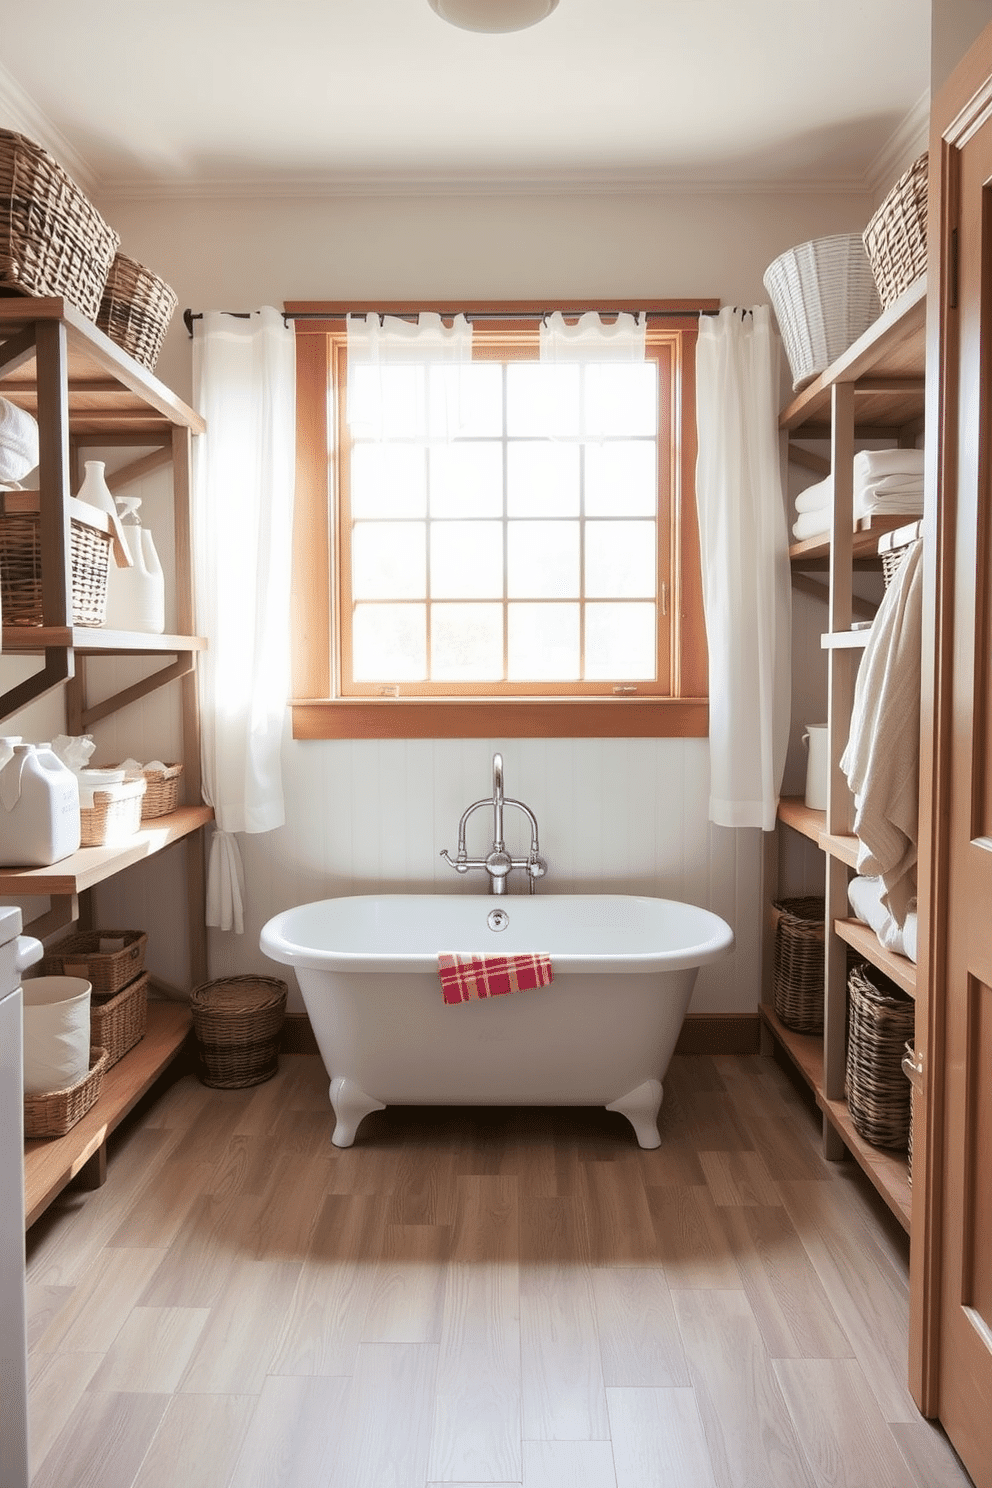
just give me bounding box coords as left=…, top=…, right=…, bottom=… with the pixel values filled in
left=759, top=1004, right=911, bottom=1232
left=779, top=277, right=927, bottom=435
left=834, top=917, right=917, bottom=998
left=777, top=796, right=825, bottom=845
left=819, top=1092, right=912, bottom=1231
left=820, top=830, right=860, bottom=868
left=24, top=1000, right=191, bottom=1228
left=790, top=513, right=917, bottom=568
left=0, top=806, right=213, bottom=898
left=0, top=297, right=204, bottom=435
left=1, top=628, right=206, bottom=654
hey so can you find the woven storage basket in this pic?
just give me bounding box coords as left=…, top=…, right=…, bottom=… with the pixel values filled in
left=763, top=234, right=881, bottom=390
left=846, top=962, right=916, bottom=1150
left=89, top=972, right=148, bottom=1069
left=190, top=976, right=288, bottom=1089
left=903, top=1040, right=917, bottom=1186
left=863, top=153, right=928, bottom=309
left=96, top=253, right=178, bottom=371
left=772, top=896, right=825, bottom=1033
left=24, top=1046, right=109, bottom=1139
left=79, top=776, right=146, bottom=847
left=0, top=501, right=111, bottom=627
left=139, top=763, right=182, bottom=819
left=0, top=129, right=119, bottom=320
left=42, top=929, right=147, bottom=997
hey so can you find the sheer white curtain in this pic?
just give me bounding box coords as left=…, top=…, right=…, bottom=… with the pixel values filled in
left=695, top=305, right=791, bottom=830
left=192, top=307, right=296, bottom=933
left=540, top=310, right=645, bottom=362
left=346, top=311, right=473, bottom=438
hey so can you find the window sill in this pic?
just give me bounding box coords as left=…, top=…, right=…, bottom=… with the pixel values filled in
left=291, top=697, right=708, bottom=740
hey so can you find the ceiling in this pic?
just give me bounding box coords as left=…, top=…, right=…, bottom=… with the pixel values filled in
left=0, top=0, right=930, bottom=199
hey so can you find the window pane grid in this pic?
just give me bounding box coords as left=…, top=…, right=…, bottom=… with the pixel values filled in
left=346, top=356, right=664, bottom=689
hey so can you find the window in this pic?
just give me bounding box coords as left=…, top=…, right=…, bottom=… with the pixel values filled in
left=290, top=302, right=712, bottom=740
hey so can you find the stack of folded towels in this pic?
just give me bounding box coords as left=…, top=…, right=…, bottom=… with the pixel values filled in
left=792, top=448, right=924, bottom=542
left=0, top=396, right=39, bottom=486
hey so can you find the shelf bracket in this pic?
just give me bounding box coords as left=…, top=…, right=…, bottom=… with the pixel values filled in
left=78, top=651, right=197, bottom=730
left=0, top=646, right=74, bottom=724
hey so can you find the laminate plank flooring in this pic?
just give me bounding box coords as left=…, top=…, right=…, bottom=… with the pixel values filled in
left=25, top=1052, right=976, bottom=1488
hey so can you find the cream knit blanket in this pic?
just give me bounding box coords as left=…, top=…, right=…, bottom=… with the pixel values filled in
left=840, top=539, right=924, bottom=925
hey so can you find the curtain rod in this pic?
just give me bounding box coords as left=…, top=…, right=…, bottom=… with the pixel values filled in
left=182, top=306, right=717, bottom=337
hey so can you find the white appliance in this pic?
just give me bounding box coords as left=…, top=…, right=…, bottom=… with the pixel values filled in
left=0, top=905, right=43, bottom=1488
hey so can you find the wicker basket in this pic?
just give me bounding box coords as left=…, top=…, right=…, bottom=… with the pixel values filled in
left=96, top=253, right=178, bottom=371
left=89, top=972, right=148, bottom=1069
left=763, top=234, right=881, bottom=390
left=0, top=129, right=119, bottom=320
left=24, top=1046, right=109, bottom=1139
left=846, top=962, right=916, bottom=1150
left=79, top=777, right=146, bottom=847
left=772, top=896, right=825, bottom=1033
left=139, top=763, right=183, bottom=819
left=42, top=929, right=147, bottom=996
left=863, top=153, right=928, bottom=309
left=0, top=496, right=112, bottom=627
left=190, top=976, right=288, bottom=1089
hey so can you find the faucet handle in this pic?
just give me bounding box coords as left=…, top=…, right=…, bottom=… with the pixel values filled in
left=528, top=853, right=548, bottom=879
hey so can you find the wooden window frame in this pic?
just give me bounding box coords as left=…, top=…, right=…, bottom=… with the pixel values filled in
left=290, top=300, right=713, bottom=740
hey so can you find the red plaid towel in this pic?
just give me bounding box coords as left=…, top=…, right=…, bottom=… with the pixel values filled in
left=438, top=952, right=554, bottom=1005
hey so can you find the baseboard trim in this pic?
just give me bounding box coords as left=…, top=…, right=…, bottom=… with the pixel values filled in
left=283, top=1011, right=761, bottom=1059
left=675, top=1014, right=761, bottom=1055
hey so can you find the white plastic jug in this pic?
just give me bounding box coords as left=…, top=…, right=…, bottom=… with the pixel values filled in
left=0, top=743, right=81, bottom=866
left=802, top=723, right=829, bottom=811
left=22, top=976, right=92, bottom=1095
left=103, top=497, right=165, bottom=633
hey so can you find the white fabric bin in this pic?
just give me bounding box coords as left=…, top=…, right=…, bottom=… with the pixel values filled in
left=22, top=976, right=91, bottom=1095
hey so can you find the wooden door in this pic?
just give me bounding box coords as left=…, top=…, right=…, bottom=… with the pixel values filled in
left=912, top=25, right=992, bottom=1484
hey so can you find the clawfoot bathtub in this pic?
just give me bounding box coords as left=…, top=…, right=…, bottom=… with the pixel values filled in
left=260, top=893, right=734, bottom=1148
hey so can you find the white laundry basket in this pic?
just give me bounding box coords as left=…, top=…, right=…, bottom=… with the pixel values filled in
left=22, top=975, right=92, bottom=1095
left=763, top=235, right=881, bottom=390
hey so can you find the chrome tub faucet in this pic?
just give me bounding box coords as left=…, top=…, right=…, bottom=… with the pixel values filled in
left=440, top=752, right=548, bottom=895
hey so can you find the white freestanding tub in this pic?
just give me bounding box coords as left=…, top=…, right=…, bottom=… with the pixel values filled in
left=260, top=893, right=734, bottom=1148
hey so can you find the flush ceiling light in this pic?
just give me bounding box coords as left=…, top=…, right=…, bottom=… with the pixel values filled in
left=428, top=0, right=559, bottom=33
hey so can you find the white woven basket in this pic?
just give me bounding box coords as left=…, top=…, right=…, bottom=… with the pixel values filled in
left=763, top=234, right=881, bottom=391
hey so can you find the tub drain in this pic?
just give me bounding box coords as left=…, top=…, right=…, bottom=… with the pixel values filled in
left=487, top=909, right=509, bottom=932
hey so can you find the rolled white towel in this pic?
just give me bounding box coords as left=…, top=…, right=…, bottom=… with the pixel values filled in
left=795, top=475, right=833, bottom=514
left=0, top=397, right=39, bottom=483
left=792, top=508, right=832, bottom=541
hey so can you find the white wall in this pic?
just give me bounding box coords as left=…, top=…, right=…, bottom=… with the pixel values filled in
left=5, top=185, right=876, bottom=1015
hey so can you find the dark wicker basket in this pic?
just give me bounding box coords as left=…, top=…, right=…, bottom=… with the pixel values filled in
left=863, top=153, right=928, bottom=309
left=190, top=976, right=288, bottom=1089
left=0, top=128, right=119, bottom=320
left=24, top=1046, right=109, bottom=1139
left=846, top=962, right=915, bottom=1150
left=772, top=897, right=825, bottom=1033
left=96, top=253, right=178, bottom=371
left=42, top=929, right=147, bottom=997
left=0, top=499, right=112, bottom=627
left=89, top=973, right=148, bottom=1070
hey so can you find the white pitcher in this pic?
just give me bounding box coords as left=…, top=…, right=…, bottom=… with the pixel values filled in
left=802, top=723, right=829, bottom=811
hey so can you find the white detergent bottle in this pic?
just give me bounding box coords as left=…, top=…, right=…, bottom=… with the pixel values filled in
left=0, top=743, right=81, bottom=867
left=103, top=497, right=165, bottom=633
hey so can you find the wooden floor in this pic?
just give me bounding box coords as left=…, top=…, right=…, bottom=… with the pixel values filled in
left=25, top=1051, right=975, bottom=1488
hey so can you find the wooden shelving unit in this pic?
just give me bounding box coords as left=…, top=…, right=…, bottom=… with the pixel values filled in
left=1, top=298, right=211, bottom=1224
left=768, top=278, right=926, bottom=1229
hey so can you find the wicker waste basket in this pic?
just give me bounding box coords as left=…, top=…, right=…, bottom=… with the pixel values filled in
left=190, top=976, right=287, bottom=1089
left=846, top=962, right=915, bottom=1150
left=772, top=897, right=825, bottom=1033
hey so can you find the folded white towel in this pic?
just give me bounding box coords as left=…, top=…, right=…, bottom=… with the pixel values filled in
left=795, top=476, right=833, bottom=514
left=792, top=507, right=833, bottom=541
left=840, top=539, right=923, bottom=925
left=854, top=448, right=924, bottom=483
left=0, top=397, right=39, bottom=484
left=848, top=874, right=918, bottom=963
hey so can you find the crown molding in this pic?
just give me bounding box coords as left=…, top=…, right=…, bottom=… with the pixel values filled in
left=0, top=62, right=99, bottom=194
left=865, top=90, right=930, bottom=195
left=95, top=166, right=879, bottom=205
